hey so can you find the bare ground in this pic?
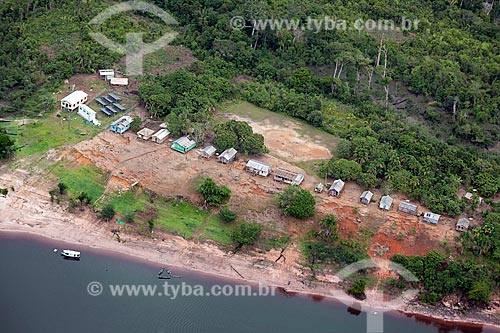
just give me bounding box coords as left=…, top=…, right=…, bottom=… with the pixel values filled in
left=1, top=109, right=498, bottom=327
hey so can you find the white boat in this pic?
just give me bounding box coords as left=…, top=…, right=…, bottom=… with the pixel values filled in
left=61, top=250, right=81, bottom=259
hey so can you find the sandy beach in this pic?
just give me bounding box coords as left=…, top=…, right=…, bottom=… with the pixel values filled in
left=1, top=174, right=499, bottom=331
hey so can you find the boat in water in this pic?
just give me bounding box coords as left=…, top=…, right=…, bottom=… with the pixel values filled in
left=158, top=267, right=180, bottom=279
left=61, top=250, right=81, bottom=260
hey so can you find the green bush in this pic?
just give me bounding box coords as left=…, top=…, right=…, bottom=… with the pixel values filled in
left=99, top=204, right=115, bottom=221
left=231, top=222, right=263, bottom=247
left=198, top=178, right=231, bottom=207
left=278, top=185, right=315, bottom=219
left=347, top=279, right=367, bottom=300
left=219, top=207, right=237, bottom=223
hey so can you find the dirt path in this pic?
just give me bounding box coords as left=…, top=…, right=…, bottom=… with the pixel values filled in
left=191, top=212, right=215, bottom=239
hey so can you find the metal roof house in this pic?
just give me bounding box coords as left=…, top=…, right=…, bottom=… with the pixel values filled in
left=110, top=78, right=129, bottom=86
left=246, top=160, right=272, bottom=177
left=218, top=148, right=238, bottom=164
left=171, top=136, right=196, bottom=154
left=109, top=116, right=132, bottom=134
left=99, top=69, right=115, bottom=81
left=315, top=183, right=324, bottom=193
left=379, top=195, right=394, bottom=210
left=423, top=212, right=441, bottom=224
left=464, top=192, right=483, bottom=205
left=456, top=218, right=470, bottom=232
left=137, top=128, right=155, bottom=140
left=398, top=201, right=418, bottom=215
left=61, top=90, right=88, bottom=112
left=328, top=179, right=345, bottom=196
left=200, top=146, right=217, bottom=159
left=151, top=129, right=170, bottom=144
left=77, top=104, right=100, bottom=126
left=273, top=168, right=304, bottom=185
left=360, top=191, right=374, bottom=205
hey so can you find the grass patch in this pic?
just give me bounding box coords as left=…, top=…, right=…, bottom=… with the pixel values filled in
left=52, top=162, right=106, bottom=201
left=99, top=189, right=239, bottom=245
left=220, top=100, right=339, bottom=153
left=17, top=117, right=101, bottom=156
left=2, top=89, right=137, bottom=158
left=199, top=215, right=235, bottom=245
left=260, top=233, right=291, bottom=251
left=294, top=160, right=328, bottom=179
left=322, top=102, right=369, bottom=138
left=106, top=190, right=150, bottom=216
left=155, top=199, right=209, bottom=240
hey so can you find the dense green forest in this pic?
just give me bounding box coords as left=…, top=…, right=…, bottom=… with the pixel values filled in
left=150, top=0, right=500, bottom=213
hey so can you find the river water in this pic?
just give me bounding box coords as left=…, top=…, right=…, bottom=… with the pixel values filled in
left=0, top=233, right=495, bottom=333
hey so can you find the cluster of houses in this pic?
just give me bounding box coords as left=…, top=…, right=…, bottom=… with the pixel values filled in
left=243, top=159, right=305, bottom=185
left=314, top=179, right=471, bottom=232
left=197, top=154, right=306, bottom=185
left=61, top=90, right=101, bottom=126
left=98, top=69, right=129, bottom=87
left=108, top=117, right=200, bottom=155
left=61, top=90, right=127, bottom=127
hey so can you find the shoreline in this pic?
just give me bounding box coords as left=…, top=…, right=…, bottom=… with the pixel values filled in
left=1, top=224, right=498, bottom=332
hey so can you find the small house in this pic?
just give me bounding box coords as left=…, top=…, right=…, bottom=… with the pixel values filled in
left=464, top=192, right=483, bottom=205
left=137, top=128, right=155, bottom=140
left=77, top=104, right=100, bottom=126
left=151, top=129, right=170, bottom=144
left=314, top=183, right=324, bottom=193
left=61, top=90, right=88, bottom=112
left=423, top=212, right=441, bottom=225
left=109, top=115, right=133, bottom=134
left=328, top=179, right=345, bottom=196
left=200, top=146, right=217, bottom=159
left=379, top=195, right=394, bottom=210
left=159, top=122, right=168, bottom=129
left=456, top=218, right=470, bottom=232
left=171, top=136, right=196, bottom=154
left=359, top=191, right=374, bottom=205
left=398, top=201, right=418, bottom=215
left=246, top=160, right=272, bottom=177
left=218, top=148, right=238, bottom=164
left=273, top=168, right=304, bottom=185
left=99, top=69, right=115, bottom=81
left=110, top=78, right=129, bottom=86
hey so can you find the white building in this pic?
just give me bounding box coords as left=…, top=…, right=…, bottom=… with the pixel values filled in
left=456, top=218, right=470, bottom=232
left=137, top=128, right=155, bottom=140
left=245, top=160, right=272, bottom=177
left=274, top=168, right=304, bottom=185
left=328, top=179, right=345, bottom=196
left=218, top=148, right=238, bottom=164
left=110, top=78, right=129, bottom=86
left=151, top=129, right=170, bottom=144
left=379, top=195, right=394, bottom=210
left=423, top=212, right=441, bottom=224
left=61, top=90, right=88, bottom=112
left=77, top=104, right=100, bottom=126
left=99, top=69, right=115, bottom=81
left=200, top=146, right=217, bottom=159
left=359, top=190, right=374, bottom=205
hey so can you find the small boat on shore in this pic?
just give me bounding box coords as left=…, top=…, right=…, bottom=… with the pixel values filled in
left=157, top=267, right=181, bottom=279
left=61, top=250, right=81, bottom=260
